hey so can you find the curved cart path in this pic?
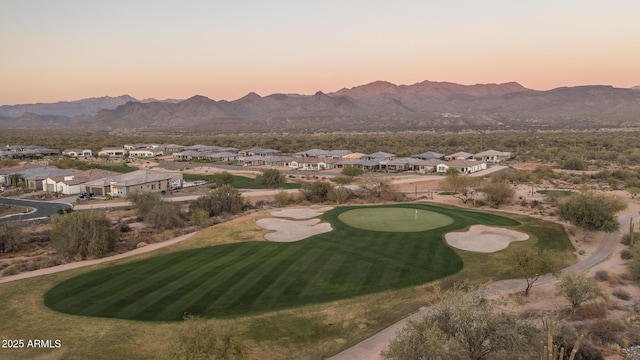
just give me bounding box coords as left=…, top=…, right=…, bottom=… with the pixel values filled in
left=329, top=211, right=639, bottom=360
left=0, top=231, right=197, bottom=284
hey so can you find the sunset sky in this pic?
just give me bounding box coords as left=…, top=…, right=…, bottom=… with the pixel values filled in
left=1, top=1, right=639, bottom=105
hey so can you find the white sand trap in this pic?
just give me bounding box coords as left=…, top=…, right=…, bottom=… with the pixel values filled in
left=270, top=206, right=334, bottom=220
left=445, top=225, right=529, bottom=253
left=256, top=218, right=333, bottom=242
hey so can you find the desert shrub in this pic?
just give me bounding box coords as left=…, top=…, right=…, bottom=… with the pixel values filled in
left=146, top=201, right=184, bottom=230
left=274, top=190, right=292, bottom=206
left=327, top=187, right=350, bottom=204
left=127, top=191, right=163, bottom=220
left=0, top=221, right=23, bottom=253
left=553, top=325, right=604, bottom=360
left=189, top=209, right=210, bottom=227
left=169, top=315, right=250, bottom=360
left=612, top=288, right=631, bottom=301
left=190, top=185, right=248, bottom=216
left=255, top=169, right=285, bottom=188
left=594, top=270, right=608, bottom=282
left=300, top=181, right=332, bottom=203
left=621, top=249, right=632, bottom=260
left=50, top=211, right=119, bottom=259
left=582, top=319, right=626, bottom=346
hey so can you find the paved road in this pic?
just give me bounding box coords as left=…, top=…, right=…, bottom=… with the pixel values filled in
left=329, top=211, right=639, bottom=360
left=0, top=197, right=71, bottom=222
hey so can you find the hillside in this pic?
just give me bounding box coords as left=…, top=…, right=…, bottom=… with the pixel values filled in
left=2, top=81, right=640, bottom=132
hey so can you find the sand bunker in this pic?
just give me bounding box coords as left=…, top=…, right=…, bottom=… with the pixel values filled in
left=270, top=206, right=334, bottom=220
left=445, top=225, right=529, bottom=253
left=256, top=218, right=332, bottom=242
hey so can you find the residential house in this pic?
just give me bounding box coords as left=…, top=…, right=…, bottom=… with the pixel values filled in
left=436, top=159, right=487, bottom=174
left=288, top=158, right=339, bottom=170
left=24, top=168, right=82, bottom=191
left=42, top=168, right=119, bottom=195
left=412, top=159, right=441, bottom=173
left=62, top=149, right=93, bottom=158
left=473, top=150, right=511, bottom=163
left=411, top=151, right=445, bottom=160
left=204, top=152, right=238, bottom=162
left=363, top=152, right=395, bottom=161
left=444, top=152, right=474, bottom=161
left=84, top=170, right=179, bottom=198
left=0, top=164, right=45, bottom=186
left=294, top=149, right=328, bottom=158
left=160, top=144, right=186, bottom=154
left=238, top=148, right=280, bottom=157
left=335, top=158, right=365, bottom=169
left=129, top=149, right=164, bottom=158
left=380, top=157, right=422, bottom=172
left=98, top=147, right=127, bottom=158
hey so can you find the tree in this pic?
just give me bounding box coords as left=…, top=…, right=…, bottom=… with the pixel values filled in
left=327, top=186, right=350, bottom=204
left=562, top=157, right=586, bottom=171
left=626, top=186, right=640, bottom=199
left=0, top=222, right=22, bottom=253
left=190, top=185, right=247, bottom=217
left=383, top=283, right=539, bottom=360
left=255, top=169, right=285, bottom=189
left=555, top=272, right=608, bottom=314
left=127, top=191, right=182, bottom=229
left=557, top=192, right=627, bottom=233
left=169, top=315, right=250, bottom=360
left=341, top=166, right=363, bottom=178
left=215, top=171, right=235, bottom=186
left=51, top=211, right=119, bottom=259
left=300, top=181, right=332, bottom=203
left=481, top=181, right=515, bottom=208
left=146, top=201, right=184, bottom=230
left=509, top=248, right=559, bottom=296
left=360, top=176, right=395, bottom=201
left=441, top=168, right=484, bottom=204
left=127, top=191, right=163, bottom=220
left=331, top=176, right=353, bottom=186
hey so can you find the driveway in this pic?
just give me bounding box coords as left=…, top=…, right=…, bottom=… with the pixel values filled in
left=0, top=196, right=71, bottom=222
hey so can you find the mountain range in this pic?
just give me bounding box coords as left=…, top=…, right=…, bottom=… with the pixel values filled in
left=2, top=81, right=640, bottom=132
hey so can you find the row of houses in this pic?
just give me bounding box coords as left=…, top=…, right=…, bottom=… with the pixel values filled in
left=1, top=145, right=59, bottom=159
left=0, top=164, right=181, bottom=198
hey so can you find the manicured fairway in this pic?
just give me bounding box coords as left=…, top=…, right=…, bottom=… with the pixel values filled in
left=44, top=204, right=520, bottom=321
left=339, top=207, right=454, bottom=232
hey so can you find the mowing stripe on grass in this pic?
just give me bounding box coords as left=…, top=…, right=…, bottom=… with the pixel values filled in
left=45, top=204, right=524, bottom=321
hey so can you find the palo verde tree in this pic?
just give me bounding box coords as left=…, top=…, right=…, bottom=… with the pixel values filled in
left=383, top=283, right=539, bottom=360
left=555, top=272, right=608, bottom=315
left=50, top=210, right=119, bottom=259
left=509, top=247, right=560, bottom=296
left=255, top=168, right=285, bottom=189
left=441, top=167, right=484, bottom=204
left=359, top=176, right=396, bottom=201
left=190, top=184, right=247, bottom=217
left=214, top=171, right=235, bottom=186
left=557, top=192, right=627, bottom=233
left=341, top=166, right=364, bottom=178
left=481, top=180, right=515, bottom=208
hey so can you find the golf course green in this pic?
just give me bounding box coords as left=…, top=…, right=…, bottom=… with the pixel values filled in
left=339, top=207, right=454, bottom=232
left=44, top=204, right=520, bottom=321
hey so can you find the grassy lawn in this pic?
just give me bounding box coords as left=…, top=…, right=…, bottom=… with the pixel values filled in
left=1, top=204, right=575, bottom=360
left=536, top=189, right=574, bottom=196
left=97, top=162, right=137, bottom=173
left=338, top=207, right=454, bottom=232
left=183, top=173, right=301, bottom=189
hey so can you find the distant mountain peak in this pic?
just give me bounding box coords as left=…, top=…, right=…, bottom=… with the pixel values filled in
left=632, top=85, right=640, bottom=91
